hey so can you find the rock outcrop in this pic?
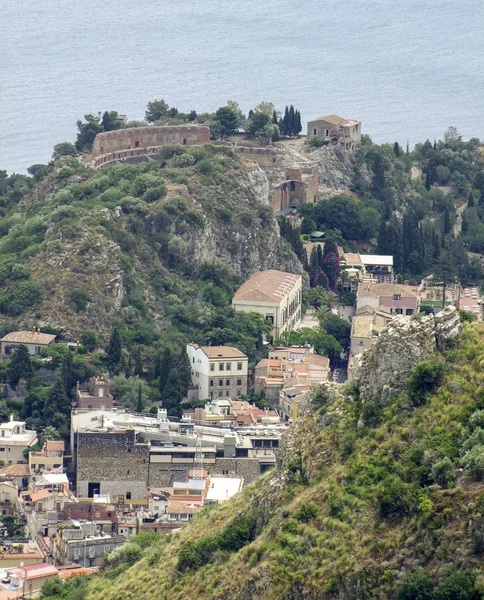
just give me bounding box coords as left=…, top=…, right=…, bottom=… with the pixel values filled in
left=354, top=306, right=462, bottom=404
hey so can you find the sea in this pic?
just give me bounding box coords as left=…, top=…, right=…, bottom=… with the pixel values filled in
left=2, top=0, right=484, bottom=174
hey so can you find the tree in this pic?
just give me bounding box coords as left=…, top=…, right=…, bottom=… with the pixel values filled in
left=81, top=331, right=97, bottom=352
left=52, top=142, right=77, bottom=160
left=163, top=369, right=183, bottom=417
left=214, top=106, right=239, bottom=137
left=159, top=348, right=172, bottom=396
left=111, top=374, right=150, bottom=410
left=177, top=351, right=192, bottom=395
left=42, top=426, right=62, bottom=441
left=145, top=99, right=169, bottom=123
left=433, top=250, right=457, bottom=310
left=461, top=445, right=484, bottom=480
left=101, top=110, right=121, bottom=132
left=137, top=383, right=143, bottom=413
left=430, top=457, right=455, bottom=489
left=133, top=346, right=143, bottom=377
left=44, top=375, right=70, bottom=422
left=8, top=345, right=32, bottom=387
left=396, top=571, right=434, bottom=600
left=443, top=126, right=462, bottom=145
left=107, top=326, right=122, bottom=370
left=393, top=142, right=401, bottom=157
left=75, top=114, right=104, bottom=152
left=272, top=110, right=278, bottom=125
left=433, top=571, right=478, bottom=600
left=468, top=190, right=475, bottom=208
left=322, top=252, right=340, bottom=291
left=60, top=351, right=73, bottom=397
left=320, top=314, right=350, bottom=349
left=246, top=111, right=271, bottom=137
left=253, top=101, right=275, bottom=116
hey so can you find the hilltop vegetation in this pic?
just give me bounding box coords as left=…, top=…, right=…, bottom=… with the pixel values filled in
left=39, top=318, right=484, bottom=599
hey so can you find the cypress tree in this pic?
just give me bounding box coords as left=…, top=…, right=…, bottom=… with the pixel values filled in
left=134, top=346, right=143, bottom=377
left=282, top=106, right=290, bottom=136
left=163, top=369, right=183, bottom=417
left=444, top=208, right=451, bottom=234
left=309, top=246, right=320, bottom=287
left=295, top=110, right=302, bottom=135
left=137, top=383, right=143, bottom=413
left=468, top=191, right=475, bottom=207
left=323, top=240, right=339, bottom=259
left=159, top=348, right=172, bottom=396
left=393, top=142, right=401, bottom=157
left=154, top=352, right=162, bottom=379
left=432, top=229, right=441, bottom=261
left=44, top=375, right=69, bottom=421
left=107, top=326, right=122, bottom=369
left=425, top=168, right=431, bottom=191
left=272, top=110, right=278, bottom=125
left=317, top=244, right=323, bottom=268
left=289, top=105, right=295, bottom=136
left=8, top=345, right=33, bottom=388
left=177, top=351, right=192, bottom=395
left=406, top=141, right=410, bottom=154
left=60, top=351, right=73, bottom=397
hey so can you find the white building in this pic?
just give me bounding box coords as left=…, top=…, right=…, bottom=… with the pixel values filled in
left=232, top=270, right=302, bottom=342
left=0, top=417, right=38, bottom=466
left=186, top=344, right=248, bottom=401
left=0, top=330, right=56, bottom=356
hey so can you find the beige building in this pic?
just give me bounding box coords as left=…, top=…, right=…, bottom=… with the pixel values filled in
left=306, top=114, right=361, bottom=150
left=29, top=440, right=64, bottom=475
left=0, top=330, right=56, bottom=356
left=356, top=282, right=420, bottom=315
left=0, top=563, right=60, bottom=599
left=187, top=344, right=248, bottom=401
left=232, top=270, right=302, bottom=342
left=0, top=417, right=38, bottom=467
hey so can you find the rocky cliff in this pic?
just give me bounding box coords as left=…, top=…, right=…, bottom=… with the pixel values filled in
left=354, top=307, right=462, bottom=405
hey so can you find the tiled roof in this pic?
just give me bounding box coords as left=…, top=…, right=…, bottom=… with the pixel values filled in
left=0, top=463, right=30, bottom=477
left=342, top=253, right=362, bottom=265
left=0, top=331, right=56, bottom=345
left=31, top=489, right=51, bottom=502
left=9, top=563, right=59, bottom=580
left=358, top=283, right=418, bottom=299
left=166, top=501, right=200, bottom=515
left=352, top=315, right=374, bottom=338
left=201, top=346, right=247, bottom=359
left=59, top=567, right=99, bottom=581
left=46, top=440, right=65, bottom=452
left=309, top=114, right=347, bottom=126
left=233, top=270, right=301, bottom=303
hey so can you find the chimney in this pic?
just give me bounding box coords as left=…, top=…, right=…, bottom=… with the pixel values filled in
left=37, top=328, right=40, bottom=334
left=10, top=414, right=13, bottom=422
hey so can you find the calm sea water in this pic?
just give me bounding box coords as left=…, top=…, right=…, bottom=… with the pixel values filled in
left=2, top=0, right=484, bottom=174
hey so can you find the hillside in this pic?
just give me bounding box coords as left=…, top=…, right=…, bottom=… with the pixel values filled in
left=0, top=146, right=300, bottom=340
left=44, top=311, right=484, bottom=600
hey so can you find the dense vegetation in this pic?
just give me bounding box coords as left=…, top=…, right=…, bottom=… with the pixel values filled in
left=38, top=320, right=484, bottom=599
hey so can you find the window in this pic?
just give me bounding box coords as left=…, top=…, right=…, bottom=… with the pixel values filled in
left=237, top=362, right=242, bottom=371
left=134, top=141, right=140, bottom=148
left=127, top=448, right=132, bottom=453
left=218, top=379, right=223, bottom=387
left=226, top=391, right=230, bottom=397
left=87, top=404, right=93, bottom=411
left=359, top=341, right=364, bottom=345
left=236, top=390, right=241, bottom=397
left=325, top=129, right=330, bottom=136
left=406, top=309, right=414, bottom=316
left=393, top=294, right=401, bottom=301
left=265, top=315, right=274, bottom=324
left=210, top=364, right=214, bottom=372
left=219, top=363, right=224, bottom=371
left=237, top=378, right=242, bottom=386
left=225, top=363, right=231, bottom=371
left=126, top=492, right=132, bottom=500
left=0, top=449, right=4, bottom=453
left=192, top=357, right=195, bottom=363
left=396, top=308, right=403, bottom=315
left=209, top=379, right=214, bottom=387
left=226, top=379, right=230, bottom=386
left=313, top=128, right=317, bottom=135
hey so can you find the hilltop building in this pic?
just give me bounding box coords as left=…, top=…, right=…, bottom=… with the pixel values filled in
left=0, top=417, right=38, bottom=466
left=186, top=344, right=248, bottom=401
left=356, top=282, right=420, bottom=315
left=0, top=330, right=56, bottom=356
left=306, top=114, right=361, bottom=150
left=75, top=376, right=114, bottom=411
left=232, top=270, right=302, bottom=342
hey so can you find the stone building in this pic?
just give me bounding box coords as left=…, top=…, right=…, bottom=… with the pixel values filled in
left=356, top=282, right=420, bottom=315
left=53, top=524, right=125, bottom=567
left=186, top=344, right=248, bottom=401
left=271, top=166, right=319, bottom=214
left=306, top=114, right=361, bottom=150
left=75, top=377, right=113, bottom=411
left=232, top=270, right=302, bottom=342
left=91, top=125, right=210, bottom=168
left=0, top=330, right=56, bottom=356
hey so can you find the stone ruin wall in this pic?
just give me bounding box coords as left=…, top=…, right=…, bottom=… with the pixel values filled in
left=90, top=125, right=210, bottom=168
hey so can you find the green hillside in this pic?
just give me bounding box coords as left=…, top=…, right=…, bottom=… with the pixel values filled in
left=40, top=320, right=484, bottom=600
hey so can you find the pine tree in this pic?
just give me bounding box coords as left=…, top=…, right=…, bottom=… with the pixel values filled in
left=272, top=110, right=278, bottom=125
left=134, top=346, right=143, bottom=377
left=137, top=383, right=143, bottom=413
left=107, top=326, right=122, bottom=369
left=8, top=345, right=32, bottom=388
left=163, top=369, right=183, bottom=417
left=159, top=348, right=172, bottom=396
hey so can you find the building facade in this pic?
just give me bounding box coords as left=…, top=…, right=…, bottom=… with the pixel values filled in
left=306, top=114, right=361, bottom=150
left=0, top=417, right=38, bottom=466
left=232, top=270, right=302, bottom=342
left=0, top=331, right=56, bottom=356
left=356, top=283, right=420, bottom=315
left=186, top=344, right=248, bottom=401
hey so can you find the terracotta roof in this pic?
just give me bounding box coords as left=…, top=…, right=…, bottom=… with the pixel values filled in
left=352, top=315, right=374, bottom=338
left=309, top=114, right=346, bottom=126
left=341, top=119, right=360, bottom=127
left=9, top=563, right=59, bottom=580
left=166, top=501, right=200, bottom=515
left=59, top=567, right=99, bottom=581
left=357, top=283, right=418, bottom=299
left=343, top=253, right=362, bottom=265
left=0, top=464, right=30, bottom=477
left=46, top=440, right=65, bottom=452
left=233, top=270, right=301, bottom=303
left=31, top=489, right=51, bottom=502
left=201, top=346, right=247, bottom=359
left=0, top=331, right=56, bottom=345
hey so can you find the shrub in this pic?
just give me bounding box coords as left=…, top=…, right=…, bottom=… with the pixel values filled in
left=461, top=445, right=484, bottom=480
left=295, top=503, right=318, bottom=523
left=433, top=571, right=478, bottom=600
left=462, top=428, right=484, bottom=453
left=308, top=136, right=330, bottom=148
left=376, top=476, right=413, bottom=519
left=395, top=571, right=434, bottom=600
left=56, top=166, right=74, bottom=179
left=70, top=289, right=91, bottom=312
left=430, top=457, right=456, bottom=488
left=0, top=281, right=42, bottom=315
left=468, top=410, right=484, bottom=432
left=407, top=359, right=446, bottom=406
